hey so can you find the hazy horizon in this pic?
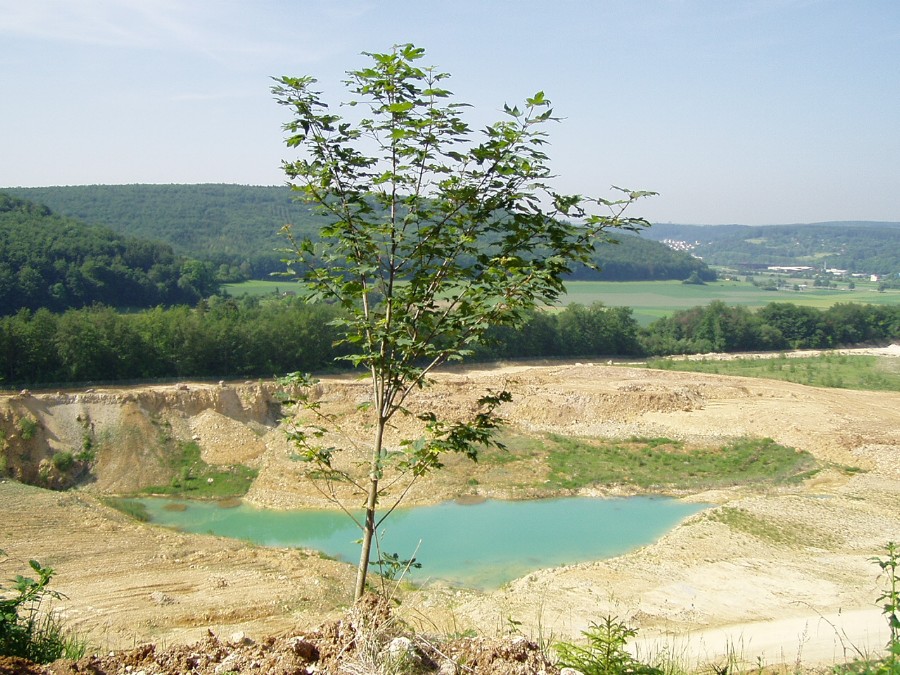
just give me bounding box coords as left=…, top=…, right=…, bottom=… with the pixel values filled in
left=2, top=1, right=899, bottom=225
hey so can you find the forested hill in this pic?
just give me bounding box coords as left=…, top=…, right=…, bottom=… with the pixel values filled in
left=2, top=184, right=714, bottom=282
left=3, top=184, right=314, bottom=280
left=0, top=193, right=219, bottom=315
left=643, top=221, right=900, bottom=275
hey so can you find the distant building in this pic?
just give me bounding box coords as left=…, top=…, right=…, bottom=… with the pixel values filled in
left=767, top=266, right=814, bottom=273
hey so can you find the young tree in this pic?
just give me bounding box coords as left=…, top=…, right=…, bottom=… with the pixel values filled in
left=272, top=44, right=653, bottom=600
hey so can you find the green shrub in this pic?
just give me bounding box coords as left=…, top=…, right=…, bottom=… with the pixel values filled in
left=17, top=417, right=38, bottom=441
left=51, top=451, right=74, bottom=473
left=835, top=542, right=900, bottom=674
left=555, top=615, right=661, bottom=675
left=0, top=553, right=86, bottom=663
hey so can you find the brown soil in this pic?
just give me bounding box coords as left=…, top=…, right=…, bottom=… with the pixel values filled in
left=1, top=350, right=899, bottom=671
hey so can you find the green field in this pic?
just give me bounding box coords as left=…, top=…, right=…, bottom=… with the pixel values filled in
left=226, top=279, right=900, bottom=325
left=223, top=279, right=308, bottom=298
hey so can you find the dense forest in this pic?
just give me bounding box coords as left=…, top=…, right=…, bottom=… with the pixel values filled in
left=2, top=184, right=714, bottom=283
left=645, top=221, right=900, bottom=275
left=0, top=193, right=219, bottom=315
left=2, top=296, right=897, bottom=387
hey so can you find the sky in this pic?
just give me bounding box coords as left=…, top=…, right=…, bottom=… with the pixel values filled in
left=1, top=0, right=899, bottom=225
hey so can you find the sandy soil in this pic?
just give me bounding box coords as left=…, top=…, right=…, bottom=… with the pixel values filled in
left=1, top=348, right=899, bottom=670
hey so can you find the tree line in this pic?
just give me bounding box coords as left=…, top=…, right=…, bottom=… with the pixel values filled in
left=2, top=296, right=897, bottom=387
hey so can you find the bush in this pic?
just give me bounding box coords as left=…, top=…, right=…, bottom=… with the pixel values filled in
left=17, top=417, right=38, bottom=441
left=51, top=451, right=74, bottom=472
left=0, top=552, right=86, bottom=663
left=554, top=615, right=661, bottom=675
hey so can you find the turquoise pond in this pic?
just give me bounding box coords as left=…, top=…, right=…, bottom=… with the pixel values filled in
left=136, top=496, right=707, bottom=589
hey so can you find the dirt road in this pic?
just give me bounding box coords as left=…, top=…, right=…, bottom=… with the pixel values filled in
left=1, top=354, right=898, bottom=669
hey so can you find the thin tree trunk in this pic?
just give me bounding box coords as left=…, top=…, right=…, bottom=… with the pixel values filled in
left=354, top=419, right=385, bottom=600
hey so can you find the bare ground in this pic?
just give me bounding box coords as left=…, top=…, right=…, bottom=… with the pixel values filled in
left=1, top=350, right=899, bottom=670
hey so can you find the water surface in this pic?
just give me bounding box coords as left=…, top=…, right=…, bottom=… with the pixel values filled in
left=137, top=496, right=706, bottom=588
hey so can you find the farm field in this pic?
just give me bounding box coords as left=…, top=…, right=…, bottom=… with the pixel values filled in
left=225, top=278, right=900, bottom=325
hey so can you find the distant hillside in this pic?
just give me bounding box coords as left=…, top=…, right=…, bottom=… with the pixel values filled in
left=0, top=193, right=218, bottom=315
left=2, top=184, right=714, bottom=282
left=644, top=222, right=900, bottom=275
left=3, top=184, right=315, bottom=279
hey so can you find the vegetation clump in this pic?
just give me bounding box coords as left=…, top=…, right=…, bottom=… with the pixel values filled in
left=0, top=552, right=85, bottom=664
left=555, top=615, right=662, bottom=675
left=140, top=441, right=257, bottom=499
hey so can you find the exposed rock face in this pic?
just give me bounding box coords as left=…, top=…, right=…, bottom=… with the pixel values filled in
left=0, top=382, right=283, bottom=493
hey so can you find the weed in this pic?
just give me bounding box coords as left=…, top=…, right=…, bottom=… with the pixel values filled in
left=0, top=552, right=86, bottom=663
left=705, top=506, right=836, bottom=548
left=370, top=551, right=422, bottom=584
left=834, top=542, right=900, bottom=674
left=555, top=615, right=662, bottom=675
left=873, top=542, right=900, bottom=660
left=645, top=354, right=900, bottom=392
left=543, top=435, right=816, bottom=492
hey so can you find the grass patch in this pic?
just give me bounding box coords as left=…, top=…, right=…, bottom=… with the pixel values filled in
left=546, top=436, right=817, bottom=491
left=646, top=353, right=900, bottom=392
left=139, top=441, right=258, bottom=499
left=100, top=497, right=150, bottom=521
left=484, top=434, right=818, bottom=493
left=704, top=506, right=837, bottom=547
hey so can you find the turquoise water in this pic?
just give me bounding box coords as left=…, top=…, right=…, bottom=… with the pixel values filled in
left=137, top=496, right=706, bottom=588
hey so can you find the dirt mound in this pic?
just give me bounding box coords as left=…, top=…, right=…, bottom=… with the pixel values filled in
left=40, top=598, right=553, bottom=675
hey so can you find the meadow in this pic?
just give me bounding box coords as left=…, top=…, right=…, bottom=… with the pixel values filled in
left=225, top=278, right=900, bottom=325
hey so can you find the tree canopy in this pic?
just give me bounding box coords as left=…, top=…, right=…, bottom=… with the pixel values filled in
left=272, top=43, right=655, bottom=599
left=0, top=193, right=218, bottom=315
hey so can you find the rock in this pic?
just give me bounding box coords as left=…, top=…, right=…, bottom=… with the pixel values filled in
left=149, top=591, right=176, bottom=606
left=214, top=651, right=241, bottom=674
left=289, top=636, right=319, bottom=661
left=230, top=631, right=253, bottom=645
left=384, top=636, right=421, bottom=667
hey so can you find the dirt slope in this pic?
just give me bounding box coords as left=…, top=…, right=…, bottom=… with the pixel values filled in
left=1, top=354, right=899, bottom=668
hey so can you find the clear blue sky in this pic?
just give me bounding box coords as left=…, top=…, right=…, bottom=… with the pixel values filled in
left=2, top=1, right=898, bottom=225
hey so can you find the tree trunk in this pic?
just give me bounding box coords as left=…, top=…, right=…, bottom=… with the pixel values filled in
left=353, top=419, right=385, bottom=600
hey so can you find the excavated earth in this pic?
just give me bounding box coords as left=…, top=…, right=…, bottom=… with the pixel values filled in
left=1, top=348, right=899, bottom=673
